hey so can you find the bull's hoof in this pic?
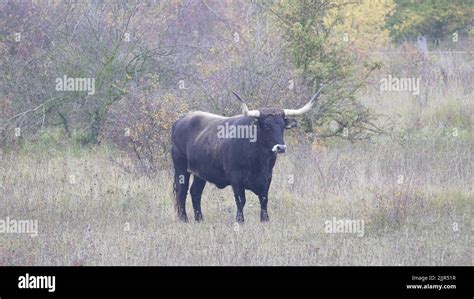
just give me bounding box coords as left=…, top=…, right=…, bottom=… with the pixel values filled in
left=236, top=213, right=245, bottom=223
left=260, top=212, right=269, bottom=222
left=178, top=214, right=188, bottom=222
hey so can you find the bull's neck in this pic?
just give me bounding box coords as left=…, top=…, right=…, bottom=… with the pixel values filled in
left=253, top=140, right=277, bottom=173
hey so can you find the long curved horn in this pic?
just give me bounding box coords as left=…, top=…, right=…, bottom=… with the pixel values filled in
left=283, top=85, right=325, bottom=116
left=231, top=91, right=260, bottom=117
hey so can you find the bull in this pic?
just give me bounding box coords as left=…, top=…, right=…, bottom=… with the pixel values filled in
left=171, top=86, right=323, bottom=223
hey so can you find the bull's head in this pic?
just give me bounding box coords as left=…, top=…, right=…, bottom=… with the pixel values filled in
left=231, top=86, right=324, bottom=154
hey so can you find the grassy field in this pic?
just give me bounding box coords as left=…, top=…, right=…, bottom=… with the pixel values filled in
left=1, top=0, right=474, bottom=268
left=0, top=79, right=474, bottom=265
left=0, top=85, right=472, bottom=266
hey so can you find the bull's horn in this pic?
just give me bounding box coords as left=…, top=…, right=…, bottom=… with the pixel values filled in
left=283, top=85, right=324, bottom=116
left=231, top=91, right=260, bottom=118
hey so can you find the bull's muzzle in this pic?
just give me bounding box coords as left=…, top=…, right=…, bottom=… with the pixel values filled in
left=272, top=144, right=287, bottom=154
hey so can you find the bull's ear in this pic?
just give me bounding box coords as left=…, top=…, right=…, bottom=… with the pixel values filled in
left=284, top=118, right=298, bottom=129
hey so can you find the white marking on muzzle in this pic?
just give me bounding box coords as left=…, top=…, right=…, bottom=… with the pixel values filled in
left=272, top=144, right=287, bottom=153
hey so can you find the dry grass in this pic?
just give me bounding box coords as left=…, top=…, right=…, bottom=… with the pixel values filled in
left=1, top=132, right=471, bottom=266
left=1, top=75, right=472, bottom=265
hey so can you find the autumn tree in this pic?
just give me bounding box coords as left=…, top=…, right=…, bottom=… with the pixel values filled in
left=269, top=0, right=385, bottom=140
left=387, top=0, right=474, bottom=42
left=324, top=0, right=395, bottom=54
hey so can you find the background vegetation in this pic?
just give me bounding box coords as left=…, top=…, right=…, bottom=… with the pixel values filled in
left=0, top=0, right=472, bottom=265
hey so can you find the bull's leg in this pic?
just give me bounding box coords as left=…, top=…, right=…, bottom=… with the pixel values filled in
left=258, top=181, right=271, bottom=222
left=174, top=171, right=190, bottom=222
left=172, top=148, right=190, bottom=222
left=258, top=195, right=269, bottom=222
left=190, top=176, right=206, bottom=222
left=231, top=183, right=246, bottom=223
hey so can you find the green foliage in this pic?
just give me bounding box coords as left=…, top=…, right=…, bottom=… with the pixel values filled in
left=73, top=130, right=98, bottom=146
left=5, top=128, right=91, bottom=155
left=324, top=0, right=395, bottom=53
left=387, top=0, right=474, bottom=41
left=271, top=0, right=385, bottom=139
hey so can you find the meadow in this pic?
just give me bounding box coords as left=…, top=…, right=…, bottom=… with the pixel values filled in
left=1, top=80, right=471, bottom=266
